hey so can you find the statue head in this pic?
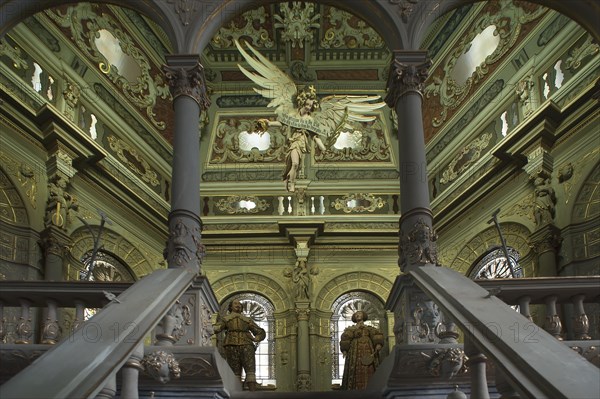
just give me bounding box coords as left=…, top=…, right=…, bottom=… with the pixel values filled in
left=228, top=299, right=243, bottom=314
left=352, top=310, right=368, bottom=323
left=296, top=85, right=319, bottom=115
left=142, top=351, right=181, bottom=384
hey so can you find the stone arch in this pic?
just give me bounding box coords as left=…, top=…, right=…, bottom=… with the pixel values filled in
left=211, top=273, right=291, bottom=312
left=423, top=1, right=599, bottom=46
left=314, top=272, right=393, bottom=311
left=70, top=226, right=155, bottom=279
left=0, top=0, right=179, bottom=51
left=188, top=0, right=408, bottom=54
left=571, top=161, right=600, bottom=223
left=0, top=165, right=29, bottom=226
left=449, top=222, right=533, bottom=276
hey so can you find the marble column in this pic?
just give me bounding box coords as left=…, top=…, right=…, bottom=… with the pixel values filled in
left=162, top=56, right=210, bottom=273
left=296, top=305, right=311, bottom=391
left=385, top=51, right=438, bottom=273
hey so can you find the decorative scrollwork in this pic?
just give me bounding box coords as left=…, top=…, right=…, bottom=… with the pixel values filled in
left=215, top=195, right=269, bottom=214
left=45, top=4, right=171, bottom=130
left=107, top=136, right=159, bottom=187
left=212, top=6, right=274, bottom=49
left=331, top=193, right=386, bottom=213
left=565, top=35, right=599, bottom=71
left=274, top=2, right=320, bottom=48
left=439, top=132, right=493, bottom=184
left=423, top=1, right=547, bottom=127
left=321, top=7, right=383, bottom=49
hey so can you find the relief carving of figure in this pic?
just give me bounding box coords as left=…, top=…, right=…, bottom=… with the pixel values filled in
left=533, top=176, right=556, bottom=226
left=45, top=176, right=78, bottom=229
left=340, top=311, right=384, bottom=390
left=213, top=299, right=266, bottom=391
left=235, top=40, right=384, bottom=192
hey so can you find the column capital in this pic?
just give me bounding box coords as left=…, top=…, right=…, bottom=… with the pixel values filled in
left=385, top=51, right=431, bottom=108
left=529, top=224, right=562, bottom=255
left=163, top=55, right=210, bottom=110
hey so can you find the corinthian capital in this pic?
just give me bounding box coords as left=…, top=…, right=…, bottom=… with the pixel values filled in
left=385, top=52, right=431, bottom=108
left=163, top=58, right=210, bottom=109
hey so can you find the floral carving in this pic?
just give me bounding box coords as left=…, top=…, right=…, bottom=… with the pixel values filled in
left=385, top=59, right=431, bottom=107
left=424, top=348, right=468, bottom=379
left=274, top=2, right=320, bottom=48
left=45, top=4, right=170, bottom=130
left=321, top=7, right=383, bottom=49
left=565, top=35, right=599, bottom=71
left=315, top=119, right=390, bottom=162
left=163, top=62, right=210, bottom=109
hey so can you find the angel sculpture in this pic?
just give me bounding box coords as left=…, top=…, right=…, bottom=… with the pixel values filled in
left=235, top=40, right=385, bottom=192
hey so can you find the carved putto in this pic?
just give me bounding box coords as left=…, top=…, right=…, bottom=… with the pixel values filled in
left=142, top=350, right=181, bottom=384
left=400, top=218, right=439, bottom=270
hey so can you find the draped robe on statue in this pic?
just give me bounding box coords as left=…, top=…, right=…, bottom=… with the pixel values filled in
left=340, top=322, right=384, bottom=390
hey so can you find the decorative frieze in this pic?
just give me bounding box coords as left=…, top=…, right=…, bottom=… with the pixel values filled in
left=439, top=132, right=493, bottom=185
left=107, top=135, right=160, bottom=187
left=321, top=7, right=383, bottom=49
left=330, top=193, right=386, bottom=213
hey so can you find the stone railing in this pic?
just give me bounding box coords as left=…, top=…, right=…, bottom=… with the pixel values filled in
left=0, top=269, right=222, bottom=398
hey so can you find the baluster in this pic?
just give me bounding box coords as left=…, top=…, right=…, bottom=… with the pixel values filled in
left=464, top=338, right=490, bottom=399
left=571, top=294, right=591, bottom=340
left=287, top=196, right=293, bottom=214
left=0, top=301, right=6, bottom=343
left=319, top=196, right=325, bottom=214
left=41, top=299, right=60, bottom=344
left=495, top=368, right=521, bottom=399
left=517, top=296, right=533, bottom=322
left=310, top=196, right=315, bottom=214
left=543, top=295, right=563, bottom=340
left=278, top=196, right=284, bottom=216
left=15, top=299, right=32, bottom=344
left=72, top=300, right=85, bottom=332
left=121, top=342, right=144, bottom=399
left=95, top=374, right=116, bottom=399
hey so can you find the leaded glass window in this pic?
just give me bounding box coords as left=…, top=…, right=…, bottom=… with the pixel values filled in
left=469, top=247, right=523, bottom=279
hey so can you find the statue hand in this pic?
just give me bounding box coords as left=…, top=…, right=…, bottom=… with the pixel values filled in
left=255, top=119, right=270, bottom=133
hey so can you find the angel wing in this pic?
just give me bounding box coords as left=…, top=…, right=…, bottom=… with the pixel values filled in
left=314, top=95, right=386, bottom=146
left=235, top=39, right=296, bottom=113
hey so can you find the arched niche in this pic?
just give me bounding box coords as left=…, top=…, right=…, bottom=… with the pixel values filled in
left=70, top=226, right=155, bottom=280
left=449, top=222, right=533, bottom=276
left=211, top=273, right=291, bottom=312
left=314, top=271, right=392, bottom=311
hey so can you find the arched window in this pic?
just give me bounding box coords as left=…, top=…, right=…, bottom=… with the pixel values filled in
left=219, top=293, right=276, bottom=387
left=79, top=250, right=134, bottom=319
left=469, top=247, right=523, bottom=279
left=79, top=250, right=135, bottom=282
left=330, top=291, right=385, bottom=387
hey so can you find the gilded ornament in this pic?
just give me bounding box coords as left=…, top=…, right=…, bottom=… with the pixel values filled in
left=46, top=4, right=170, bottom=130
left=440, top=132, right=493, bottom=184
left=163, top=62, right=210, bottom=109
left=274, top=2, right=320, bottom=48
left=142, top=351, right=181, bottom=384
left=107, top=136, right=159, bottom=187
left=212, top=7, right=274, bottom=49
left=565, top=35, right=599, bottom=71
left=321, top=8, right=383, bottom=49
left=215, top=195, right=269, bottom=214
left=0, top=39, right=29, bottom=70
left=331, top=193, right=386, bottom=213
left=386, top=59, right=431, bottom=107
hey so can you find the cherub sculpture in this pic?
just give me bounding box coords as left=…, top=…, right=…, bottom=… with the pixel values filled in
left=235, top=40, right=385, bottom=192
